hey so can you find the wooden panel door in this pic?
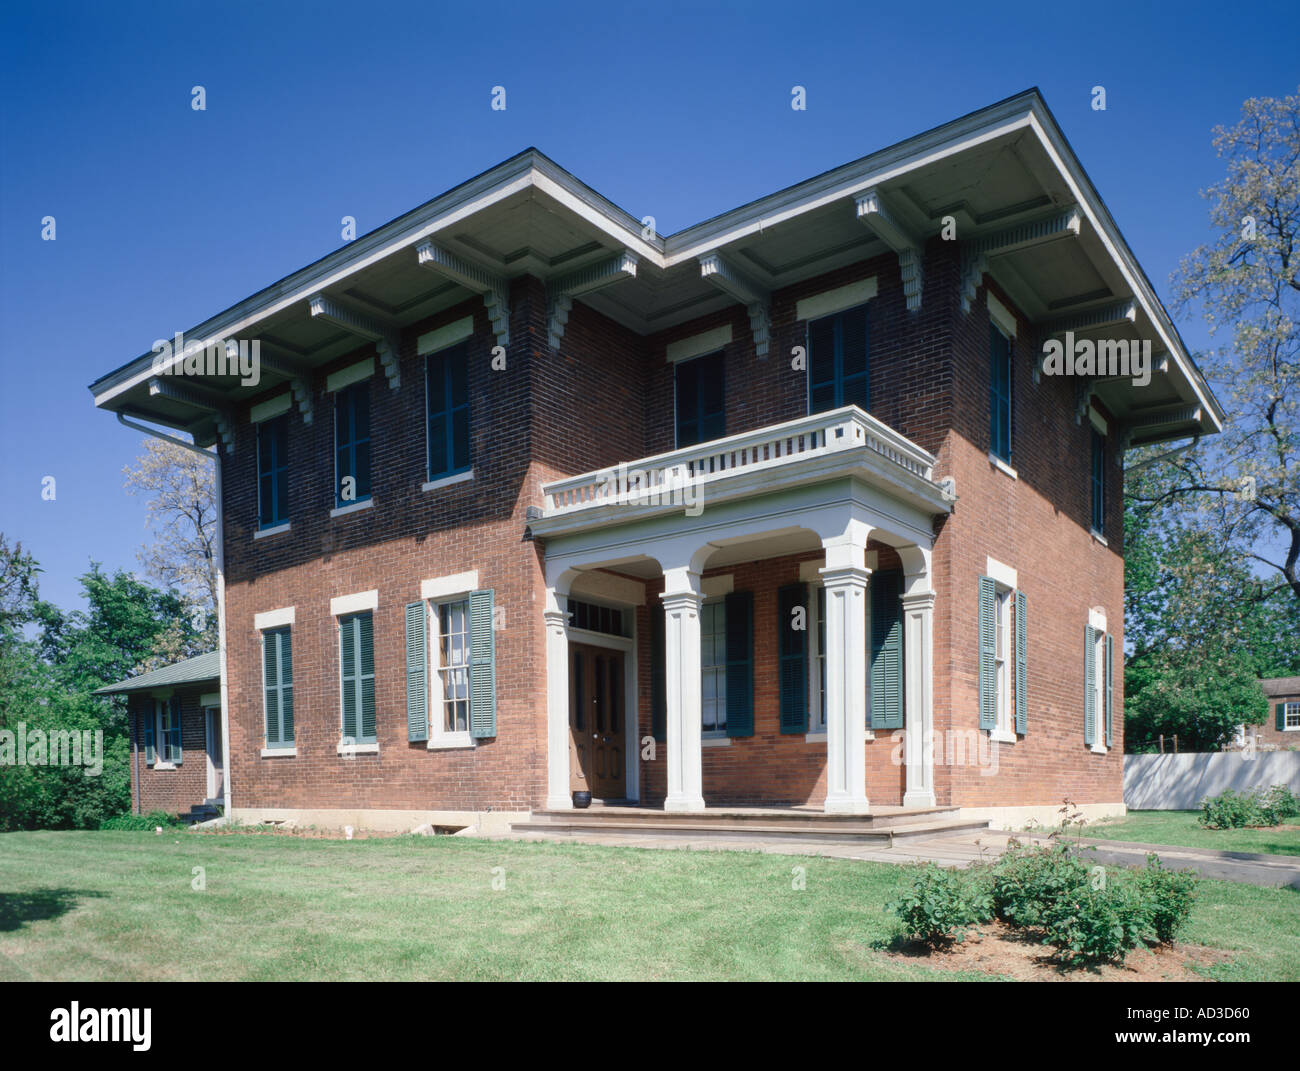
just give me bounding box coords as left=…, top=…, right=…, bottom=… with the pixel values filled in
left=569, top=644, right=626, bottom=799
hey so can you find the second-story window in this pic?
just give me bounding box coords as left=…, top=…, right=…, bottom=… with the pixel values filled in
left=675, top=350, right=725, bottom=447
left=808, top=303, right=869, bottom=415
left=334, top=381, right=371, bottom=507
left=427, top=342, right=471, bottom=481
left=1091, top=429, right=1105, bottom=533
left=257, top=414, right=288, bottom=528
left=990, top=324, right=1013, bottom=461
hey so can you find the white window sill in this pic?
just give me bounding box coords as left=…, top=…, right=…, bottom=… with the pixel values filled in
left=989, top=728, right=1017, bottom=744
left=254, top=522, right=291, bottom=540
left=337, top=741, right=379, bottom=755
left=427, top=733, right=475, bottom=751
left=805, top=731, right=827, bottom=743
left=261, top=746, right=297, bottom=757
left=1090, top=529, right=1109, bottom=547
left=701, top=736, right=731, bottom=747
left=1090, top=742, right=1108, bottom=755
left=988, top=453, right=1018, bottom=480
left=152, top=762, right=178, bottom=771
left=330, top=499, right=373, bottom=518
left=422, top=469, right=474, bottom=493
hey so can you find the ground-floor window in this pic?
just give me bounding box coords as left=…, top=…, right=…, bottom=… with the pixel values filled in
left=1284, top=702, right=1300, bottom=730
left=700, top=599, right=727, bottom=735
left=145, top=697, right=183, bottom=766
left=435, top=598, right=472, bottom=735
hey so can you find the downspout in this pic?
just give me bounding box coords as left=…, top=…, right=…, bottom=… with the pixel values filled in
left=116, top=412, right=230, bottom=821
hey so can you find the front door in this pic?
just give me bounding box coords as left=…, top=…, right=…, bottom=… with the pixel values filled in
left=569, top=644, right=625, bottom=799
left=205, top=708, right=224, bottom=801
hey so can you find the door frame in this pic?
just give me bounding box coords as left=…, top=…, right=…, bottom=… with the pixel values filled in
left=567, top=627, right=638, bottom=803
left=203, top=706, right=222, bottom=801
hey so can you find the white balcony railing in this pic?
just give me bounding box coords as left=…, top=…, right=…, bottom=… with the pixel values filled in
left=540, top=405, right=939, bottom=516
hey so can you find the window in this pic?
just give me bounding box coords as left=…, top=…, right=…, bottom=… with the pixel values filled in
left=990, top=324, right=1012, bottom=461
left=334, top=382, right=371, bottom=507
left=675, top=351, right=725, bottom=447
left=808, top=304, right=869, bottom=414
left=1091, top=429, right=1105, bottom=533
left=427, top=342, right=471, bottom=480
left=339, top=611, right=376, bottom=743
left=1084, top=621, right=1113, bottom=751
left=979, top=575, right=1027, bottom=738
left=700, top=600, right=727, bottom=734
left=257, top=414, right=289, bottom=528
left=994, top=587, right=1011, bottom=732
left=145, top=697, right=183, bottom=766
left=262, top=626, right=294, bottom=747
left=808, top=585, right=827, bottom=732
left=568, top=599, right=629, bottom=637
left=1283, top=702, right=1300, bottom=730
left=434, top=599, right=472, bottom=736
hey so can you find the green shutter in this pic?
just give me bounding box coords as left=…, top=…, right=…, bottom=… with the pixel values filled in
left=142, top=704, right=156, bottom=765
left=1278, top=703, right=1286, bottom=732
left=977, top=576, right=996, bottom=730
left=263, top=631, right=280, bottom=746
left=280, top=630, right=294, bottom=743
left=778, top=583, right=808, bottom=734
left=870, top=570, right=904, bottom=730
left=724, top=591, right=754, bottom=737
left=651, top=604, right=666, bottom=742
left=406, top=602, right=429, bottom=743
left=1014, top=590, right=1027, bottom=735
left=340, top=616, right=358, bottom=741
left=1104, top=632, right=1114, bottom=748
left=1084, top=624, right=1097, bottom=746
left=468, top=589, right=497, bottom=738
left=169, top=696, right=183, bottom=764
left=358, top=612, right=376, bottom=741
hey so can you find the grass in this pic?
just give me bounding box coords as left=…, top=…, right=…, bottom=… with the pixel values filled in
left=1081, top=810, right=1300, bottom=857
left=0, top=830, right=1296, bottom=981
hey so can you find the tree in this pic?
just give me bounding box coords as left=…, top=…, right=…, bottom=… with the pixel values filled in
left=122, top=438, right=218, bottom=645
left=1146, top=87, right=1300, bottom=600
left=0, top=533, right=40, bottom=630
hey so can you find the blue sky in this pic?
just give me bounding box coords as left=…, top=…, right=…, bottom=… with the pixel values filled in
left=1, top=0, right=1297, bottom=610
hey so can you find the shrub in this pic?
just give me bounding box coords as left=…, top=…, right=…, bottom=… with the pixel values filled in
left=1199, top=785, right=1299, bottom=829
left=990, top=842, right=1090, bottom=928
left=99, top=810, right=184, bottom=831
left=887, top=864, right=991, bottom=947
left=1040, top=873, right=1152, bottom=966
left=1133, top=854, right=1197, bottom=944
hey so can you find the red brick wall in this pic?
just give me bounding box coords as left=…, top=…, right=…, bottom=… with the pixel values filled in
left=128, top=690, right=211, bottom=816
left=1248, top=693, right=1300, bottom=749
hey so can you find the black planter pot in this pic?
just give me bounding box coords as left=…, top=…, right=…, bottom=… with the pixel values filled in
left=572, top=791, right=592, bottom=809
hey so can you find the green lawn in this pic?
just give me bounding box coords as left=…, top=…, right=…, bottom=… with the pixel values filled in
left=0, top=831, right=1296, bottom=981
left=1082, top=810, right=1300, bottom=857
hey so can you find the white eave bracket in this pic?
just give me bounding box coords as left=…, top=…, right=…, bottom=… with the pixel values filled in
left=547, top=251, right=638, bottom=350
left=855, top=189, right=923, bottom=311
left=1037, top=301, right=1137, bottom=383
left=415, top=241, right=510, bottom=350
left=960, top=208, right=1082, bottom=313
left=698, top=253, right=770, bottom=358
left=308, top=293, right=401, bottom=390
left=226, top=340, right=315, bottom=425
left=147, top=375, right=236, bottom=453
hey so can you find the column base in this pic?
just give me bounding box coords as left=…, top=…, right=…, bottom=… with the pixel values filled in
left=545, top=795, right=574, bottom=811
left=663, top=796, right=706, bottom=813
left=902, top=790, right=937, bottom=809
left=823, top=796, right=871, bottom=815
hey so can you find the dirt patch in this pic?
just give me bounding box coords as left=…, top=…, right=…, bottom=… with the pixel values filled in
left=883, top=919, right=1229, bottom=981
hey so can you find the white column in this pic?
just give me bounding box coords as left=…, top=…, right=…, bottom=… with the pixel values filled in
left=544, top=592, right=573, bottom=811
left=901, top=583, right=937, bottom=809
left=821, top=537, right=871, bottom=814
left=661, top=566, right=705, bottom=812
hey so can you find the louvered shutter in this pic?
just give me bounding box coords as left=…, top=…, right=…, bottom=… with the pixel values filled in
left=1014, top=590, right=1027, bottom=735
left=340, top=616, right=358, bottom=741
left=468, top=589, right=497, bottom=738
left=263, top=631, right=280, bottom=746
left=169, top=696, right=183, bottom=764
left=143, top=704, right=156, bottom=765
left=778, top=583, right=808, bottom=734
left=1084, top=625, right=1097, bottom=746
left=280, top=630, right=294, bottom=743
left=977, top=577, right=996, bottom=730
left=406, top=602, right=429, bottom=742
left=724, top=591, right=753, bottom=737
left=870, top=571, right=904, bottom=729
left=1104, top=633, right=1114, bottom=748
left=1277, top=703, right=1286, bottom=732
left=651, top=604, right=666, bottom=742
left=358, top=612, right=376, bottom=741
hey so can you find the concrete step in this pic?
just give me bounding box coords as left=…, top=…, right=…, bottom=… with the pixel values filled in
left=509, top=816, right=989, bottom=845
left=527, top=805, right=963, bottom=831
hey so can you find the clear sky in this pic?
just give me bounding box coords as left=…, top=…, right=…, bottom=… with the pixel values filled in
left=1, top=0, right=1297, bottom=610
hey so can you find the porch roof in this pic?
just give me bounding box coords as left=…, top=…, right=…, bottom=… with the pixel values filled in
left=95, top=651, right=220, bottom=695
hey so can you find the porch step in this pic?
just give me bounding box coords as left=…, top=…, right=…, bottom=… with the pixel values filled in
left=528, top=804, right=965, bottom=831
left=511, top=809, right=989, bottom=845
left=184, top=803, right=221, bottom=824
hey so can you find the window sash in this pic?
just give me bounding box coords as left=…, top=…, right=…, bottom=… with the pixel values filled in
left=1091, top=430, right=1105, bottom=531
left=808, top=304, right=869, bottom=415
left=989, top=325, right=1012, bottom=460
left=257, top=415, right=289, bottom=527
left=427, top=345, right=471, bottom=480
left=1285, top=703, right=1300, bottom=729
left=334, top=383, right=371, bottom=507
left=675, top=351, right=726, bottom=447
left=700, top=600, right=727, bottom=733
left=434, top=599, right=472, bottom=735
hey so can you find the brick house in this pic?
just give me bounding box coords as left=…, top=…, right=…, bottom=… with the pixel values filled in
left=89, top=90, right=1222, bottom=831
left=1233, top=677, right=1300, bottom=751
left=96, top=652, right=224, bottom=820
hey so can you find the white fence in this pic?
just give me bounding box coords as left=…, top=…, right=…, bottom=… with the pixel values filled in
left=1124, top=751, right=1300, bottom=810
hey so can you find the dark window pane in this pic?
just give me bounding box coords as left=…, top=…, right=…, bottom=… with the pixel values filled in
left=451, top=408, right=470, bottom=471
left=840, top=305, right=868, bottom=379
left=354, top=441, right=370, bottom=498
left=427, top=357, right=446, bottom=413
